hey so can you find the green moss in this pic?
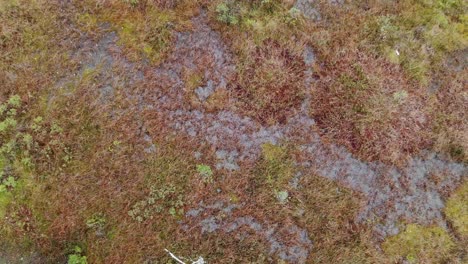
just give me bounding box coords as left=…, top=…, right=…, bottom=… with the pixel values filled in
left=196, top=164, right=213, bottom=183
left=0, top=189, right=12, bottom=219
left=0, top=0, right=19, bottom=13
left=258, top=143, right=295, bottom=187
left=382, top=224, right=455, bottom=263
left=365, top=0, right=467, bottom=83
left=339, top=64, right=370, bottom=91
left=185, top=71, right=204, bottom=91
left=68, top=246, right=88, bottom=264
left=445, top=181, right=468, bottom=237
left=108, top=6, right=175, bottom=64
left=0, top=154, right=5, bottom=171
left=211, top=0, right=303, bottom=46
left=76, top=13, right=99, bottom=33
left=216, top=2, right=239, bottom=25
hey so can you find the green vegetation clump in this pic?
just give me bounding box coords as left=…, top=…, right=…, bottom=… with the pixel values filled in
left=365, top=0, right=467, bottom=83
left=445, top=181, right=468, bottom=237
left=0, top=95, right=23, bottom=218
left=128, top=185, right=184, bottom=222
left=255, top=143, right=295, bottom=193
left=382, top=224, right=455, bottom=263
left=117, top=10, right=174, bottom=63
left=68, top=246, right=88, bottom=264
left=197, top=164, right=213, bottom=183
left=86, top=214, right=106, bottom=230
left=216, top=2, right=239, bottom=25
left=75, top=0, right=194, bottom=64
left=0, top=173, right=13, bottom=218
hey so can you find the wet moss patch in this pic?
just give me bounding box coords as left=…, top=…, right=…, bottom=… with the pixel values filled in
left=382, top=224, right=455, bottom=263
left=445, top=181, right=468, bottom=237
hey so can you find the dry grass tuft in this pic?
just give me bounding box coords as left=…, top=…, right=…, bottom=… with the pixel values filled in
left=234, top=39, right=306, bottom=125
left=312, top=52, right=432, bottom=164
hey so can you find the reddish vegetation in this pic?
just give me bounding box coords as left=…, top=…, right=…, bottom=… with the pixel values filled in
left=1, top=0, right=466, bottom=263
left=234, top=39, right=306, bottom=125
left=312, top=52, right=432, bottom=164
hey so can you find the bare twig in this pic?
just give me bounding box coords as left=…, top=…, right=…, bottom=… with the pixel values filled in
left=164, top=249, right=206, bottom=264
left=164, top=249, right=186, bottom=264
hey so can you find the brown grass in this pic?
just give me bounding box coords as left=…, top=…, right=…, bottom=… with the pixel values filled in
left=312, top=52, right=432, bottom=165
left=234, top=39, right=306, bottom=125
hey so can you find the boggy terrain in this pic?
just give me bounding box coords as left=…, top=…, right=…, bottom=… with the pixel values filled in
left=0, top=0, right=467, bottom=263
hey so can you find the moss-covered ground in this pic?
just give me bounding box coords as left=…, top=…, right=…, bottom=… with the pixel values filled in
left=1, top=0, right=467, bottom=263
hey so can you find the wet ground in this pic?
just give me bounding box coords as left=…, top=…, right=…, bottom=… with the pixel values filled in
left=52, top=11, right=467, bottom=262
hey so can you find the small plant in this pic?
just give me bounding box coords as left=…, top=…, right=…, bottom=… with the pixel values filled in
left=275, top=190, right=289, bottom=203
left=123, top=0, right=139, bottom=7
left=7, top=95, right=21, bottom=108
left=31, top=116, right=43, bottom=132
left=22, top=133, right=33, bottom=149
left=0, top=117, right=17, bottom=134
left=50, top=122, right=63, bottom=134
left=86, top=214, right=107, bottom=237
left=2, top=176, right=17, bottom=189
left=196, top=164, right=213, bottom=183
left=128, top=185, right=184, bottom=222
left=285, top=7, right=301, bottom=26
left=216, top=2, right=238, bottom=25
left=392, top=90, right=408, bottom=104
left=108, top=140, right=122, bottom=152
left=86, top=214, right=106, bottom=229
left=68, top=246, right=87, bottom=264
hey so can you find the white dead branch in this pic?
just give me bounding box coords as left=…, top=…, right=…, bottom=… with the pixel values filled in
left=164, top=249, right=206, bottom=264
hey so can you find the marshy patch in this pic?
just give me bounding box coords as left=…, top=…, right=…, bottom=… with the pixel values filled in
left=0, top=0, right=467, bottom=263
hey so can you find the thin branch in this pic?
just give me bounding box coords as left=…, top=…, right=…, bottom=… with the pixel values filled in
left=164, top=249, right=206, bottom=264
left=164, top=249, right=186, bottom=264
